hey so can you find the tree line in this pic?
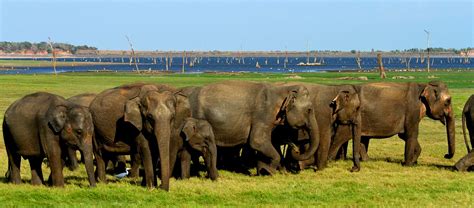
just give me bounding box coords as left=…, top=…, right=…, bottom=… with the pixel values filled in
left=0, top=41, right=97, bottom=54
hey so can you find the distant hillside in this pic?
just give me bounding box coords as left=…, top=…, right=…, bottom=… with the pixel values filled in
left=0, top=41, right=97, bottom=55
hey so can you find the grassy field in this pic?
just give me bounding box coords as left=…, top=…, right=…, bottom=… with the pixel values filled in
left=0, top=71, right=473, bottom=206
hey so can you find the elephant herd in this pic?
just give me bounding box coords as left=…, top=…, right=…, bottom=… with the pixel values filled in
left=2, top=80, right=473, bottom=191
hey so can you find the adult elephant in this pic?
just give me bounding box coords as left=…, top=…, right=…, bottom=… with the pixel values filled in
left=333, top=81, right=455, bottom=166
left=65, top=93, right=97, bottom=171
left=274, top=83, right=361, bottom=172
left=455, top=94, right=474, bottom=171
left=183, top=81, right=320, bottom=174
left=3, top=92, right=96, bottom=187
left=90, top=83, right=183, bottom=191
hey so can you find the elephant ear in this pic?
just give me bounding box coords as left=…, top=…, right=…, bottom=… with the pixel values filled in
left=48, top=105, right=68, bottom=133
left=124, top=97, right=142, bottom=131
left=175, top=92, right=191, bottom=118
left=280, top=89, right=298, bottom=112
left=275, top=88, right=298, bottom=124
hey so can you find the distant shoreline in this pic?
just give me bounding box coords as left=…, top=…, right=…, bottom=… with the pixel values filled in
left=0, top=50, right=470, bottom=59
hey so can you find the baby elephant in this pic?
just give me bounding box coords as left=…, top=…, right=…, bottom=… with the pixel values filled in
left=171, top=118, right=218, bottom=180
left=455, top=95, right=474, bottom=171
left=3, top=92, right=96, bottom=187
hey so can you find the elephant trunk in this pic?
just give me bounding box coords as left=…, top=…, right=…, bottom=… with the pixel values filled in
left=444, top=107, right=456, bottom=159
left=291, top=110, right=320, bottom=161
left=81, top=134, right=96, bottom=187
left=350, top=121, right=361, bottom=172
left=155, top=122, right=171, bottom=191
left=205, top=141, right=218, bottom=180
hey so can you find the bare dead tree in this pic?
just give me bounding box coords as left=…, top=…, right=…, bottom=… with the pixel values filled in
left=47, top=37, right=57, bottom=75
left=165, top=54, right=169, bottom=71
left=356, top=51, right=362, bottom=70
left=125, top=35, right=140, bottom=73
left=182, top=50, right=186, bottom=73
left=407, top=55, right=412, bottom=71
left=424, top=30, right=431, bottom=72
left=377, top=53, right=386, bottom=79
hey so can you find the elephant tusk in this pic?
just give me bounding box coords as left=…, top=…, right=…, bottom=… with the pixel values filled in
left=288, top=142, right=300, bottom=154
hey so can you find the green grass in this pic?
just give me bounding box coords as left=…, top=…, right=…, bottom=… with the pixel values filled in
left=0, top=71, right=473, bottom=206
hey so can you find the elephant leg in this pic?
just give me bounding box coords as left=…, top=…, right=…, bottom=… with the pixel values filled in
left=94, top=150, right=107, bottom=183
left=47, top=142, right=65, bottom=187
left=335, top=142, right=348, bottom=160
left=29, top=157, right=44, bottom=185
left=315, top=128, right=331, bottom=170
left=66, top=148, right=79, bottom=171
left=328, top=126, right=351, bottom=161
left=180, top=149, right=192, bottom=179
left=129, top=152, right=141, bottom=178
left=402, top=124, right=420, bottom=166
left=136, top=134, right=156, bottom=188
left=250, top=126, right=281, bottom=175
left=455, top=151, right=474, bottom=171
left=5, top=146, right=21, bottom=184
left=360, top=137, right=370, bottom=161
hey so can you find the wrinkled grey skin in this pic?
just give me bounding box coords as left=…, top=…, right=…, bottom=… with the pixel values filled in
left=275, top=83, right=361, bottom=172
left=65, top=93, right=97, bottom=171
left=327, top=89, right=362, bottom=171
left=3, top=92, right=96, bottom=187
left=455, top=94, right=474, bottom=171
left=170, top=118, right=218, bottom=180
left=182, top=81, right=320, bottom=175
left=90, top=83, right=183, bottom=191
left=338, top=81, right=455, bottom=166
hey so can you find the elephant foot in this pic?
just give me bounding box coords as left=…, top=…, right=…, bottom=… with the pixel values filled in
left=455, top=161, right=468, bottom=172
left=350, top=166, right=360, bottom=172
left=360, top=156, right=369, bottom=162
left=159, top=183, right=170, bottom=192
left=402, top=161, right=418, bottom=167
left=257, top=162, right=276, bottom=176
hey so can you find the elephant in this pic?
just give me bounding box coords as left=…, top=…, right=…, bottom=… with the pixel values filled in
left=64, top=93, right=97, bottom=171
left=334, top=81, right=455, bottom=166
left=275, top=83, right=361, bottom=172
left=68, top=93, right=97, bottom=108
left=182, top=81, right=320, bottom=175
left=455, top=94, right=474, bottom=171
left=2, top=92, right=96, bottom=187
left=170, top=118, right=218, bottom=180
left=89, top=83, right=185, bottom=191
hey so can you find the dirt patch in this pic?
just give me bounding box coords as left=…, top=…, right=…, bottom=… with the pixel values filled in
left=392, top=76, right=415, bottom=79
left=336, top=76, right=368, bottom=80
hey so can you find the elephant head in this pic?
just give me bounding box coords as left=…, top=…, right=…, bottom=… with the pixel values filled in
left=47, top=104, right=96, bottom=187
left=330, top=89, right=361, bottom=125
left=181, top=118, right=218, bottom=180
left=330, top=88, right=362, bottom=172
left=123, top=85, right=181, bottom=191
left=278, top=85, right=320, bottom=161
left=420, top=81, right=455, bottom=159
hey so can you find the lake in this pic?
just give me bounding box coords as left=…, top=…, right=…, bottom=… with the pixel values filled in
left=0, top=56, right=472, bottom=74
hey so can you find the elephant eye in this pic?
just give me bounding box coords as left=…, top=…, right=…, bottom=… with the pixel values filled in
left=445, top=98, right=451, bottom=106
left=146, top=114, right=154, bottom=120
left=76, top=129, right=83, bottom=136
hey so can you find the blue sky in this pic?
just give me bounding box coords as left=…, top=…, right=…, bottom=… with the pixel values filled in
left=0, top=0, right=472, bottom=51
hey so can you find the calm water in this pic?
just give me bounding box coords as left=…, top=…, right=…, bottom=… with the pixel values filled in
left=1, top=56, right=473, bottom=74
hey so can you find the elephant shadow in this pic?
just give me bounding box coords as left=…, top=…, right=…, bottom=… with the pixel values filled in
left=354, top=157, right=467, bottom=171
